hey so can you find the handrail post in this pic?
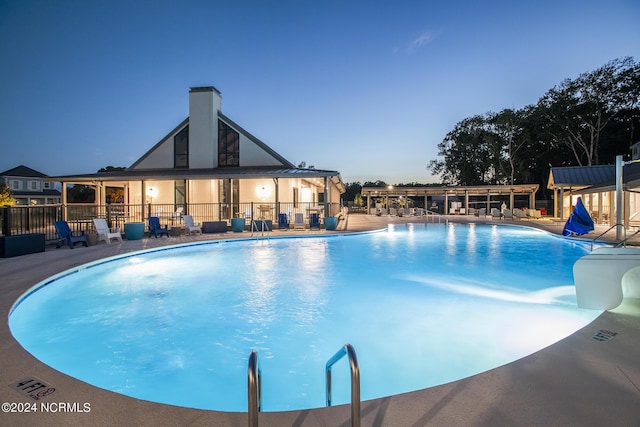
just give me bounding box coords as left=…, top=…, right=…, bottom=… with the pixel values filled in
left=248, top=350, right=261, bottom=427
left=325, top=343, right=360, bottom=427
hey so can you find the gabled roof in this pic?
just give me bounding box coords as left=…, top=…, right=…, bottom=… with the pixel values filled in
left=219, top=112, right=295, bottom=169
left=128, top=113, right=295, bottom=171
left=129, top=118, right=189, bottom=170
left=1, top=165, right=49, bottom=178
left=547, top=165, right=615, bottom=189
left=548, top=162, right=640, bottom=192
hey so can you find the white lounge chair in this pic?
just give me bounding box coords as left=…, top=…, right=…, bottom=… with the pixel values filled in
left=491, top=208, right=502, bottom=219
left=513, top=209, right=527, bottom=220
left=293, top=213, right=305, bottom=230
left=93, top=218, right=123, bottom=244
left=183, top=215, right=202, bottom=235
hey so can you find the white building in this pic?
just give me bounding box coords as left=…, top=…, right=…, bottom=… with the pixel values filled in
left=53, top=86, right=344, bottom=226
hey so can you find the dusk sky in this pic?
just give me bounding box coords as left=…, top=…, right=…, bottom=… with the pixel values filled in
left=1, top=0, right=639, bottom=184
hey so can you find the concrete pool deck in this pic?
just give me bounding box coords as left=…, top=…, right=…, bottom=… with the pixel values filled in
left=1, top=215, right=639, bottom=426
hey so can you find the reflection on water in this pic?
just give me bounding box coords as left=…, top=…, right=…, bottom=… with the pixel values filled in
left=9, top=224, right=600, bottom=412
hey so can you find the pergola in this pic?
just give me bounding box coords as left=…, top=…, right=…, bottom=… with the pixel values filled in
left=361, top=184, right=539, bottom=214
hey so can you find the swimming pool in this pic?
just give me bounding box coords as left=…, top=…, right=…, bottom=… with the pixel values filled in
left=9, top=223, right=601, bottom=412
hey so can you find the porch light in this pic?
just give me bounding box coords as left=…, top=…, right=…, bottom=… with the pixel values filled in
left=256, top=186, right=270, bottom=201
left=146, top=187, right=158, bottom=203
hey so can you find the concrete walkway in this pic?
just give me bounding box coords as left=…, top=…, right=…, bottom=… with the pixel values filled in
left=1, top=216, right=639, bottom=426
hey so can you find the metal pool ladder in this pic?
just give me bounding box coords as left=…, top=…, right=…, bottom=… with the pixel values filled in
left=326, top=343, right=361, bottom=427
left=248, top=350, right=261, bottom=427
left=247, top=344, right=360, bottom=427
left=250, top=220, right=271, bottom=239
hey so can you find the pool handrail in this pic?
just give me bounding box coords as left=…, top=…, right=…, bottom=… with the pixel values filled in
left=425, top=209, right=448, bottom=224
left=250, top=219, right=271, bottom=239
left=590, top=223, right=626, bottom=251
left=325, top=343, right=360, bottom=427
left=248, top=350, right=262, bottom=427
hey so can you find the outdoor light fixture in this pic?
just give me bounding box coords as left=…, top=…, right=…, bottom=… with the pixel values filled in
left=256, top=185, right=271, bottom=201
left=146, top=187, right=158, bottom=203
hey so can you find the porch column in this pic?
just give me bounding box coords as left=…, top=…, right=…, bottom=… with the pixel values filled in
left=323, top=176, right=328, bottom=217
left=444, top=192, right=449, bottom=215
left=464, top=190, right=469, bottom=214
left=61, top=182, right=68, bottom=220
left=509, top=189, right=514, bottom=211
left=529, top=191, right=535, bottom=210
left=274, top=178, right=280, bottom=218
left=141, top=181, right=147, bottom=221
left=486, top=190, right=491, bottom=212
left=598, top=191, right=603, bottom=224
left=559, top=188, right=564, bottom=219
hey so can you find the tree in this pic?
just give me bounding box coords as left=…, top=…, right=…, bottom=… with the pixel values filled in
left=489, top=109, right=526, bottom=185
left=0, top=183, right=16, bottom=206
left=429, top=115, right=504, bottom=185
left=341, top=182, right=362, bottom=203
left=98, top=166, right=126, bottom=172
left=539, top=57, right=639, bottom=165
left=67, top=184, right=95, bottom=203
left=429, top=57, right=640, bottom=188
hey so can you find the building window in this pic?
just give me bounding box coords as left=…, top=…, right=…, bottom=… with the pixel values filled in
left=175, top=126, right=189, bottom=168
left=29, top=180, right=40, bottom=191
left=218, top=120, right=239, bottom=167
left=10, top=180, right=21, bottom=190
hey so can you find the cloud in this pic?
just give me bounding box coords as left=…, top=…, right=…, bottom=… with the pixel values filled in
left=408, top=30, right=437, bottom=52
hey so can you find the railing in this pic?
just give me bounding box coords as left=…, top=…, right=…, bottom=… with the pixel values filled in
left=1, top=205, right=62, bottom=240
left=248, top=350, right=261, bottom=427
left=325, top=343, right=360, bottom=427
left=615, top=228, right=640, bottom=248
left=425, top=209, right=448, bottom=224
left=590, top=223, right=626, bottom=251
left=1, top=202, right=342, bottom=240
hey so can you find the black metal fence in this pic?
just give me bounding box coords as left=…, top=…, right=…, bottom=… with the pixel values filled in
left=1, top=202, right=343, bottom=241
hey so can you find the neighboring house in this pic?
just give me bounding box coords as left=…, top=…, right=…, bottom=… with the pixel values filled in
left=0, top=165, right=61, bottom=205
left=548, top=160, right=640, bottom=227
left=51, top=86, right=345, bottom=223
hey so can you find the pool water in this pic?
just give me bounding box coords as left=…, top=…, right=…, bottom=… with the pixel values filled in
left=9, top=223, right=601, bottom=412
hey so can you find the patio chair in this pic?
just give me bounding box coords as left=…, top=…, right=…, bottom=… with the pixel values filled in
left=183, top=215, right=202, bottom=235
left=513, top=209, right=527, bottom=220
left=54, top=220, right=88, bottom=249
left=148, top=216, right=170, bottom=238
left=503, top=209, right=514, bottom=219
left=278, top=213, right=290, bottom=230
left=293, top=213, right=305, bottom=230
left=491, top=208, right=502, bottom=220
left=93, top=218, right=123, bottom=244
left=309, top=213, right=321, bottom=230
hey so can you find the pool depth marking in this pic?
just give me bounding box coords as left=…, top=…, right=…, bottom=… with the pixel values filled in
left=9, top=377, right=56, bottom=400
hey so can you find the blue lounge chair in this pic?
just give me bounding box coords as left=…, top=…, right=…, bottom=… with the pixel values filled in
left=278, top=213, right=290, bottom=230
left=54, top=220, right=88, bottom=249
left=309, top=213, right=321, bottom=230
left=148, top=216, right=169, bottom=238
